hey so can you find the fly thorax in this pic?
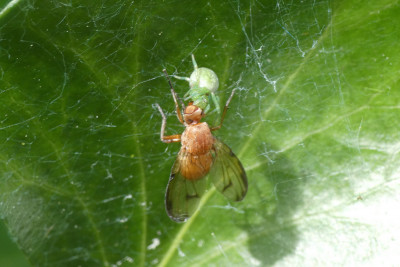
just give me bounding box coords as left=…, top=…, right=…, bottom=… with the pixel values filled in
left=181, top=123, right=213, bottom=154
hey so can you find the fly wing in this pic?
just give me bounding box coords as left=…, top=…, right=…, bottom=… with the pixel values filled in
left=210, top=139, right=248, bottom=201
left=165, top=151, right=207, bottom=222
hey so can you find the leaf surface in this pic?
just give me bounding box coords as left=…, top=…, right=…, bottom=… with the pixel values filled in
left=1, top=0, right=399, bottom=266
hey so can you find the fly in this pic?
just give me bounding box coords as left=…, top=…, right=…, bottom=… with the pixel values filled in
left=155, top=69, right=247, bottom=222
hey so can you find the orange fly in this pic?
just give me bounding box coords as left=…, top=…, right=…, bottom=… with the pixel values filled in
left=155, top=69, right=247, bottom=222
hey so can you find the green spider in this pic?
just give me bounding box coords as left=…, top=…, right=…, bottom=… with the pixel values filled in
left=172, top=54, right=220, bottom=114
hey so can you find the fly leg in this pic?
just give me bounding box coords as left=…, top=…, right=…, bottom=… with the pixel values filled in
left=211, top=89, right=236, bottom=131
left=163, top=69, right=185, bottom=125
left=155, top=104, right=181, bottom=143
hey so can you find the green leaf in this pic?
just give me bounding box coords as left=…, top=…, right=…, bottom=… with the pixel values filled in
left=1, top=0, right=399, bottom=266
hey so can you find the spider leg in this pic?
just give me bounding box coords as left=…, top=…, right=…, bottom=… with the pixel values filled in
left=210, top=93, right=221, bottom=114
left=171, top=75, right=190, bottom=82
left=191, top=54, right=198, bottom=70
